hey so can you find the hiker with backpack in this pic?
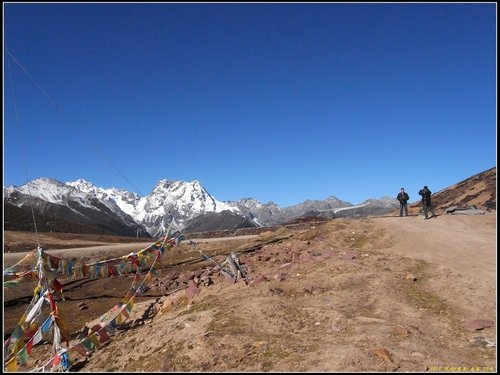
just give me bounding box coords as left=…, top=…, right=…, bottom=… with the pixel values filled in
left=418, top=185, right=437, bottom=219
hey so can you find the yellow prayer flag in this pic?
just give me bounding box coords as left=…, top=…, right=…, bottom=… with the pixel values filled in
left=5, top=357, right=18, bottom=372
left=88, top=333, right=100, bottom=348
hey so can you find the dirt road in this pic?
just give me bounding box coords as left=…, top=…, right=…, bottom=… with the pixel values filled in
left=377, top=214, right=496, bottom=279
left=375, top=213, right=496, bottom=320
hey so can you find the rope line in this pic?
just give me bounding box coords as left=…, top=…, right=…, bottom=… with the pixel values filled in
left=5, top=46, right=41, bottom=248
left=4, top=46, right=145, bottom=198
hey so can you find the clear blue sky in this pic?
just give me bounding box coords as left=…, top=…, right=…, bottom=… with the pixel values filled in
left=3, top=3, right=497, bottom=207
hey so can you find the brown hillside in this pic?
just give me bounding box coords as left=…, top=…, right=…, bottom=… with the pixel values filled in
left=3, top=213, right=496, bottom=372
left=3, top=201, right=123, bottom=236
left=388, top=166, right=496, bottom=216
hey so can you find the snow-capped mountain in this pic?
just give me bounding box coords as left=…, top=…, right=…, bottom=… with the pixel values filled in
left=4, top=178, right=148, bottom=237
left=128, top=179, right=239, bottom=237
left=4, top=178, right=399, bottom=237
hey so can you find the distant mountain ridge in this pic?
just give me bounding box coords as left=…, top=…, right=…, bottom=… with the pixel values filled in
left=6, top=167, right=494, bottom=237
left=4, top=177, right=399, bottom=236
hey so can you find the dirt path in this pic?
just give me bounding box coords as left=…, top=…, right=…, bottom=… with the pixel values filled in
left=375, top=213, right=497, bottom=318
left=376, top=213, right=496, bottom=279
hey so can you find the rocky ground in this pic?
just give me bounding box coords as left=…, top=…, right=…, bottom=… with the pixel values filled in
left=3, top=212, right=497, bottom=372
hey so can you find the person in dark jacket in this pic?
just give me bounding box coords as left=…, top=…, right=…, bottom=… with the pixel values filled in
left=418, top=185, right=436, bottom=219
left=396, top=188, right=410, bottom=217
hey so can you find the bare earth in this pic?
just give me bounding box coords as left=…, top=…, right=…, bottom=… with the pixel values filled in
left=3, top=213, right=496, bottom=372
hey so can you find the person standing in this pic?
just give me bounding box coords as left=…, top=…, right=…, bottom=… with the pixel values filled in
left=418, top=185, right=436, bottom=219
left=397, top=188, right=410, bottom=217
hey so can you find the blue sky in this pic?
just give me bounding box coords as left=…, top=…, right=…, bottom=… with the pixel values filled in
left=3, top=3, right=497, bottom=207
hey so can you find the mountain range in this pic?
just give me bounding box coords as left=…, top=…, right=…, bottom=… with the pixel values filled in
left=3, top=177, right=401, bottom=237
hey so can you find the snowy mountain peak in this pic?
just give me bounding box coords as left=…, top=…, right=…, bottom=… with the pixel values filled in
left=66, top=178, right=96, bottom=193
left=153, top=179, right=176, bottom=190
left=14, top=178, right=88, bottom=204
left=117, top=178, right=239, bottom=237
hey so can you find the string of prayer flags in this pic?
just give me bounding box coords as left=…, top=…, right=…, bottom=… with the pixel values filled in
left=4, top=231, right=182, bottom=372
